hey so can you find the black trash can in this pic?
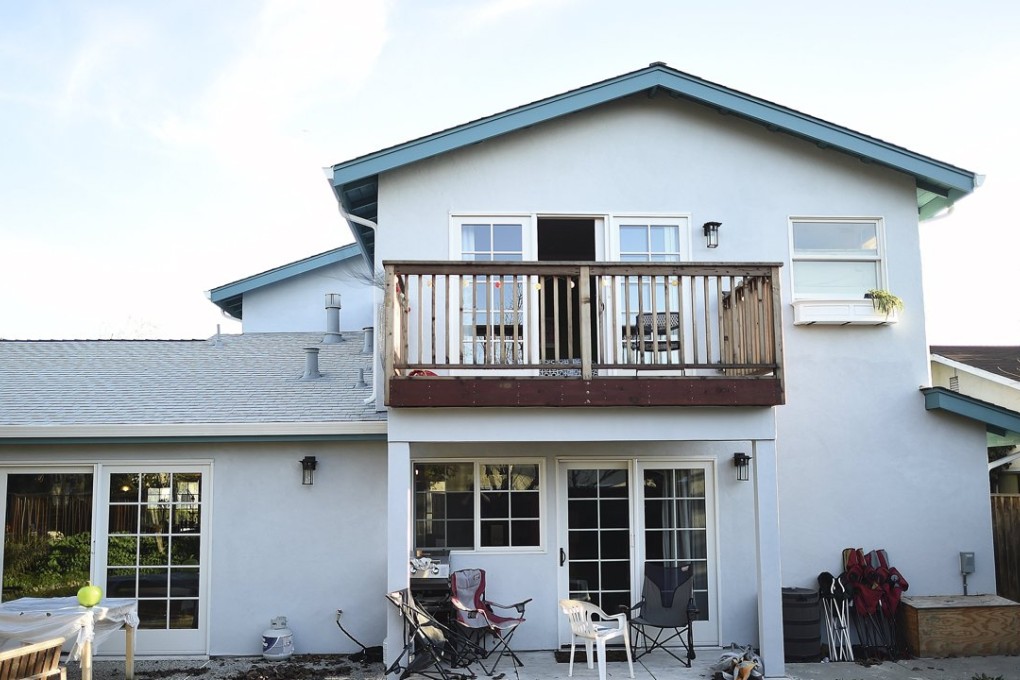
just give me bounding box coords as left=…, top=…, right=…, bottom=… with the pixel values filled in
left=782, top=587, right=821, bottom=662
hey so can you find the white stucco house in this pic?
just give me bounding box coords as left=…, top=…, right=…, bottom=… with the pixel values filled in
left=0, top=63, right=1002, bottom=677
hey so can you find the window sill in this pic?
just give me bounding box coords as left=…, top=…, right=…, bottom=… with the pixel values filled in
left=792, top=300, right=899, bottom=326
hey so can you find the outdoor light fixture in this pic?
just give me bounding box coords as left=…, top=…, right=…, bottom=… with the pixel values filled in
left=703, top=221, right=722, bottom=248
left=300, top=456, right=317, bottom=486
left=733, top=452, right=752, bottom=482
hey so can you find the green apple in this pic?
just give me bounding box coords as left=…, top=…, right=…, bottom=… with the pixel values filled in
left=77, top=583, right=102, bottom=607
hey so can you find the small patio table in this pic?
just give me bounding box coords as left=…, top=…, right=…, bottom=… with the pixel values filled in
left=0, top=597, right=138, bottom=680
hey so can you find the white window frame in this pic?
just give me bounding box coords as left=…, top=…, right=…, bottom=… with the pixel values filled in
left=412, top=458, right=545, bottom=554
left=609, top=214, right=691, bottom=262
left=789, top=217, right=887, bottom=300
left=449, top=214, right=535, bottom=261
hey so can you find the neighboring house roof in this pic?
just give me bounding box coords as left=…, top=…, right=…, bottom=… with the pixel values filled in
left=931, top=345, right=1020, bottom=382
left=328, top=62, right=981, bottom=265
left=0, top=332, right=385, bottom=443
left=207, top=243, right=363, bottom=319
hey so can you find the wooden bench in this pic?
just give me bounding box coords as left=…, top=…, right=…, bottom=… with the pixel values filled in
left=0, top=638, right=66, bottom=680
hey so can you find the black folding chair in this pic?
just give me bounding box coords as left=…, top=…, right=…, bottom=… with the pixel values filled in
left=385, top=589, right=487, bottom=680
left=622, top=562, right=697, bottom=666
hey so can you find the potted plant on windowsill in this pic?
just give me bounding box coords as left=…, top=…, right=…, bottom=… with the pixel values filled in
left=865, top=289, right=904, bottom=318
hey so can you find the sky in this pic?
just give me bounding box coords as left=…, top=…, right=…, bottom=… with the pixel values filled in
left=1, top=0, right=1018, bottom=344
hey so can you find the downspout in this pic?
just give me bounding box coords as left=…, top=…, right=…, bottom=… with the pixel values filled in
left=322, top=167, right=379, bottom=407
left=336, top=199, right=381, bottom=407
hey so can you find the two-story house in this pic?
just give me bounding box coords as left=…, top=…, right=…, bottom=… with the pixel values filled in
left=0, top=63, right=993, bottom=677
left=324, top=62, right=987, bottom=673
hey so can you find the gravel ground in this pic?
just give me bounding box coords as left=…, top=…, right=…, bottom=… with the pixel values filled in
left=70, top=655, right=386, bottom=680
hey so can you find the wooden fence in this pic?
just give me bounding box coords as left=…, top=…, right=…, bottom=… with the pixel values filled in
left=991, top=494, right=1020, bottom=602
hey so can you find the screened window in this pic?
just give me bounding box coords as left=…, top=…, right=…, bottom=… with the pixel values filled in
left=791, top=219, right=882, bottom=298
left=413, top=461, right=541, bottom=550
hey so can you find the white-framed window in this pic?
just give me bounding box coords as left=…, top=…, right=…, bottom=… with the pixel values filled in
left=790, top=218, right=884, bottom=298
left=617, top=219, right=684, bottom=262
left=451, top=217, right=530, bottom=365
left=413, top=460, right=543, bottom=551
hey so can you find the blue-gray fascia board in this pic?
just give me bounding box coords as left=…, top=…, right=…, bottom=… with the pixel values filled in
left=0, top=433, right=387, bottom=446
left=330, top=65, right=977, bottom=199
left=209, top=243, right=362, bottom=304
left=922, top=386, right=1020, bottom=436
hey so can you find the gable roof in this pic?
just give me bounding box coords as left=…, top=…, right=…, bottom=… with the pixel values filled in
left=0, top=332, right=385, bottom=443
left=328, top=62, right=980, bottom=264
left=207, top=243, right=362, bottom=319
left=931, top=345, right=1020, bottom=382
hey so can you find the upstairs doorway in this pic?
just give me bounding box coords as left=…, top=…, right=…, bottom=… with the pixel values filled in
left=537, top=218, right=598, bottom=364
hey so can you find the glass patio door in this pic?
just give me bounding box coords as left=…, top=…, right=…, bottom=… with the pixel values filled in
left=557, top=461, right=632, bottom=644
left=635, top=462, right=717, bottom=645
left=1, top=469, right=95, bottom=602
left=95, top=465, right=210, bottom=655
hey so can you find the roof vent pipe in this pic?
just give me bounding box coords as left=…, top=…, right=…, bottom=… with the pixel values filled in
left=362, top=326, right=374, bottom=354
left=323, top=293, right=344, bottom=344
left=301, top=347, right=322, bottom=380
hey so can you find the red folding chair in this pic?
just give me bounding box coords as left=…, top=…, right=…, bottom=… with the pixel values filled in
left=449, top=568, right=532, bottom=675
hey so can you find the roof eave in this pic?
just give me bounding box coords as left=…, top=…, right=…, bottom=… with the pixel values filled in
left=329, top=64, right=979, bottom=204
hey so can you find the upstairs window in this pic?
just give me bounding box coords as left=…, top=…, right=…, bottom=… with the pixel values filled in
left=790, top=218, right=883, bottom=298
left=618, top=221, right=682, bottom=262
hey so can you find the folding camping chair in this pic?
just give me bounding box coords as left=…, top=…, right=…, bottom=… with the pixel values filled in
left=622, top=562, right=697, bottom=666
left=385, top=589, right=486, bottom=680
left=449, top=568, right=532, bottom=674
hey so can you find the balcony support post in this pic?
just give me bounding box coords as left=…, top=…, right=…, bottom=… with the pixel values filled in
left=579, top=265, right=593, bottom=381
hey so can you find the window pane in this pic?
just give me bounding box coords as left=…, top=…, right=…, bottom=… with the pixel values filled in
left=793, top=261, right=878, bottom=296
left=480, top=491, right=509, bottom=519
left=480, top=520, right=509, bottom=547
left=511, top=465, right=539, bottom=490
left=620, top=225, right=647, bottom=253
left=649, top=225, right=679, bottom=253
left=492, top=224, right=522, bottom=253
left=462, top=224, right=490, bottom=253
left=793, top=221, right=877, bottom=255
left=3, top=473, right=94, bottom=601
left=510, top=520, right=540, bottom=547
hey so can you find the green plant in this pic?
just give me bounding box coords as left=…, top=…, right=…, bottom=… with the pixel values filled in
left=971, top=674, right=1004, bottom=680
left=865, top=289, right=904, bottom=317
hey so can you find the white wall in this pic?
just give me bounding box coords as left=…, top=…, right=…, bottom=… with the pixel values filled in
left=207, top=441, right=387, bottom=655
left=373, top=91, right=996, bottom=642
left=242, top=258, right=376, bottom=334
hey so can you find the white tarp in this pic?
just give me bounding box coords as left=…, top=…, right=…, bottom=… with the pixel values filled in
left=0, top=597, right=139, bottom=661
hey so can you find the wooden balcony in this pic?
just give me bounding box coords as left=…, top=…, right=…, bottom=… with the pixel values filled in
left=383, top=261, right=784, bottom=408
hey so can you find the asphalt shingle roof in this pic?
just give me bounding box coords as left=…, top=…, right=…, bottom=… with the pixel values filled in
left=0, top=332, right=385, bottom=426
left=931, top=345, right=1020, bottom=382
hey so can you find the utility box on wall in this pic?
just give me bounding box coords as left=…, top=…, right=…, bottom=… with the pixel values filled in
left=899, top=595, right=1020, bottom=657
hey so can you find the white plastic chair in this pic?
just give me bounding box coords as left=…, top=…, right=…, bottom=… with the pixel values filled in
left=559, top=599, right=634, bottom=680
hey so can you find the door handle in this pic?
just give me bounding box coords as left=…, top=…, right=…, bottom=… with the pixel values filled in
left=560, top=548, right=566, bottom=566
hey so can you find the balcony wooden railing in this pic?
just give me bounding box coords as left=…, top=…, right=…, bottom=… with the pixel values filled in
left=384, top=261, right=784, bottom=407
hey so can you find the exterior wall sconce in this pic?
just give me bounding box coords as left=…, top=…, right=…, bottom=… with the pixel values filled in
left=300, top=456, right=317, bottom=486
left=733, top=452, right=752, bottom=481
left=703, top=221, right=722, bottom=248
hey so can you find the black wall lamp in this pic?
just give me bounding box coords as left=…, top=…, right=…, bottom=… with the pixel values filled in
left=733, top=452, right=752, bottom=482
left=703, top=221, right=722, bottom=249
left=300, top=456, right=318, bottom=486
